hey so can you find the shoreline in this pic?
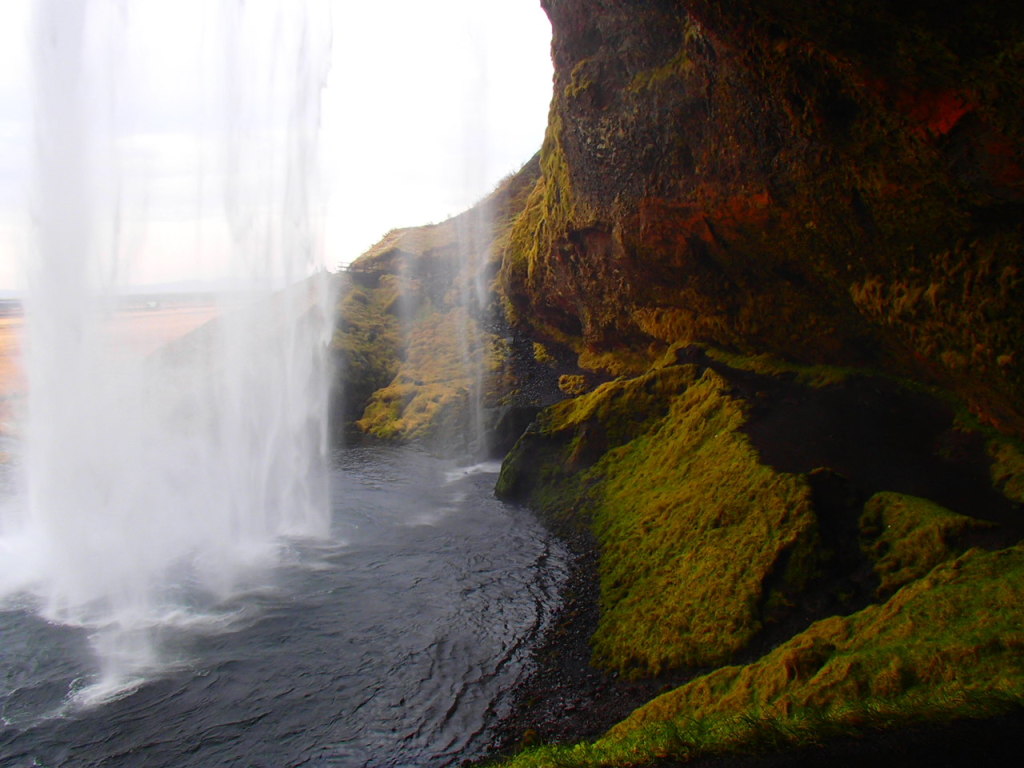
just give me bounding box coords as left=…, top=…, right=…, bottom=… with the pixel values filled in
left=479, top=497, right=1024, bottom=767
left=483, top=524, right=698, bottom=761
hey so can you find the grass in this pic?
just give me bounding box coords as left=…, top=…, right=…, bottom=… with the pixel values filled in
left=334, top=158, right=542, bottom=445
left=330, top=282, right=402, bottom=424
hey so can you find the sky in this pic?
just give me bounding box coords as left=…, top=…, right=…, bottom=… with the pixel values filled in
left=0, top=0, right=553, bottom=290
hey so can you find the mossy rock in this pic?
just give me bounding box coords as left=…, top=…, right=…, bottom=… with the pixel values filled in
left=333, top=158, right=542, bottom=449
left=494, top=546, right=1024, bottom=767
left=611, top=544, right=1024, bottom=742
left=499, top=362, right=821, bottom=675
left=859, top=491, right=996, bottom=598
left=496, top=545, right=1024, bottom=766
left=989, top=437, right=1024, bottom=504
left=329, top=281, right=402, bottom=430
left=356, top=306, right=487, bottom=445
left=499, top=0, right=1024, bottom=437
left=557, top=374, right=589, bottom=396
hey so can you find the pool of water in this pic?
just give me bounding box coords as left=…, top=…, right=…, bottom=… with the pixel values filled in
left=0, top=444, right=566, bottom=767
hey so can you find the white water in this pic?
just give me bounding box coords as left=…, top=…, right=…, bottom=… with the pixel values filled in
left=0, top=0, right=333, bottom=694
left=453, top=205, right=495, bottom=458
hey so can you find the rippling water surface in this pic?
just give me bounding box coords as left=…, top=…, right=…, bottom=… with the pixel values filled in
left=0, top=444, right=566, bottom=767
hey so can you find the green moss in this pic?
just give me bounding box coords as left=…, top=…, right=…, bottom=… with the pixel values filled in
left=496, top=546, right=1024, bottom=767
left=859, top=492, right=995, bottom=597
left=577, top=344, right=662, bottom=378
left=701, top=345, right=861, bottom=388
left=498, top=106, right=590, bottom=358
left=501, top=108, right=575, bottom=286
left=494, top=691, right=1022, bottom=768
left=333, top=158, right=542, bottom=445
left=616, top=544, right=1024, bottom=730
left=499, top=363, right=818, bottom=676
left=557, top=374, right=588, bottom=396
left=587, top=369, right=816, bottom=674
left=331, top=283, right=403, bottom=424
left=530, top=342, right=554, bottom=366
left=564, top=58, right=596, bottom=100
left=988, top=437, right=1024, bottom=504
left=628, top=18, right=705, bottom=94
left=356, top=306, right=493, bottom=443
left=539, top=366, right=696, bottom=448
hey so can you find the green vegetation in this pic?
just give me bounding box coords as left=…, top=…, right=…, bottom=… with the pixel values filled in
left=493, top=343, right=1024, bottom=765
left=497, top=692, right=1022, bottom=768
left=500, top=362, right=821, bottom=675
left=356, top=306, right=492, bottom=442
left=533, top=342, right=556, bottom=365
left=589, top=368, right=816, bottom=673
left=332, top=157, right=541, bottom=445
left=616, top=544, right=1024, bottom=734
left=330, top=280, right=402, bottom=427
left=859, top=492, right=994, bottom=597
left=497, top=545, right=1024, bottom=767
left=701, top=345, right=861, bottom=388
left=627, top=18, right=705, bottom=94
left=989, top=436, right=1024, bottom=504
left=557, top=374, right=588, bottom=396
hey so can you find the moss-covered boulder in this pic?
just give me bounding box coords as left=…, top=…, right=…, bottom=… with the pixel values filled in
left=499, top=359, right=830, bottom=675
left=614, top=543, right=1024, bottom=745
left=498, top=343, right=1024, bottom=677
left=492, top=341, right=1024, bottom=763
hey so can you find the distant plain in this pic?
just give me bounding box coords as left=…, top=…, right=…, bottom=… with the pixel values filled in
left=0, top=306, right=219, bottom=432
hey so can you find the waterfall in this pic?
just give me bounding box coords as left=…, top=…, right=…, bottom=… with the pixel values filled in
left=452, top=206, right=494, bottom=459
left=0, top=0, right=332, bottom=696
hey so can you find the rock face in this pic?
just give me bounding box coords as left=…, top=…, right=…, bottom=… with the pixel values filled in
left=500, top=0, right=1024, bottom=436
left=330, top=157, right=544, bottom=453
left=332, top=3, right=1024, bottom=762
left=487, top=2, right=1024, bottom=765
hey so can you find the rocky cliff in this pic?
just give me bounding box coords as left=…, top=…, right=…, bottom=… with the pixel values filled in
left=332, top=2, right=1024, bottom=764
left=492, top=1, right=1024, bottom=764
left=501, top=0, right=1024, bottom=435
left=329, top=157, right=546, bottom=454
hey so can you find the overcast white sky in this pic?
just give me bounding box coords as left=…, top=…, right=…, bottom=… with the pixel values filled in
left=0, top=0, right=553, bottom=290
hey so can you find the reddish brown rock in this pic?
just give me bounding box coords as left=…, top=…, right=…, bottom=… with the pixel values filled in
left=500, top=0, right=1024, bottom=435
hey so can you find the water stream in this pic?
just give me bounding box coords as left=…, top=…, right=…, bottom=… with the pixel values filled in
left=0, top=445, right=567, bottom=767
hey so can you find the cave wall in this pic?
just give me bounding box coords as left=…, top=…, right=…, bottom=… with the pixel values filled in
left=500, top=0, right=1024, bottom=436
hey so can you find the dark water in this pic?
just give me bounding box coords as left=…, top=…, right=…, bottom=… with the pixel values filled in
left=0, top=445, right=567, bottom=767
